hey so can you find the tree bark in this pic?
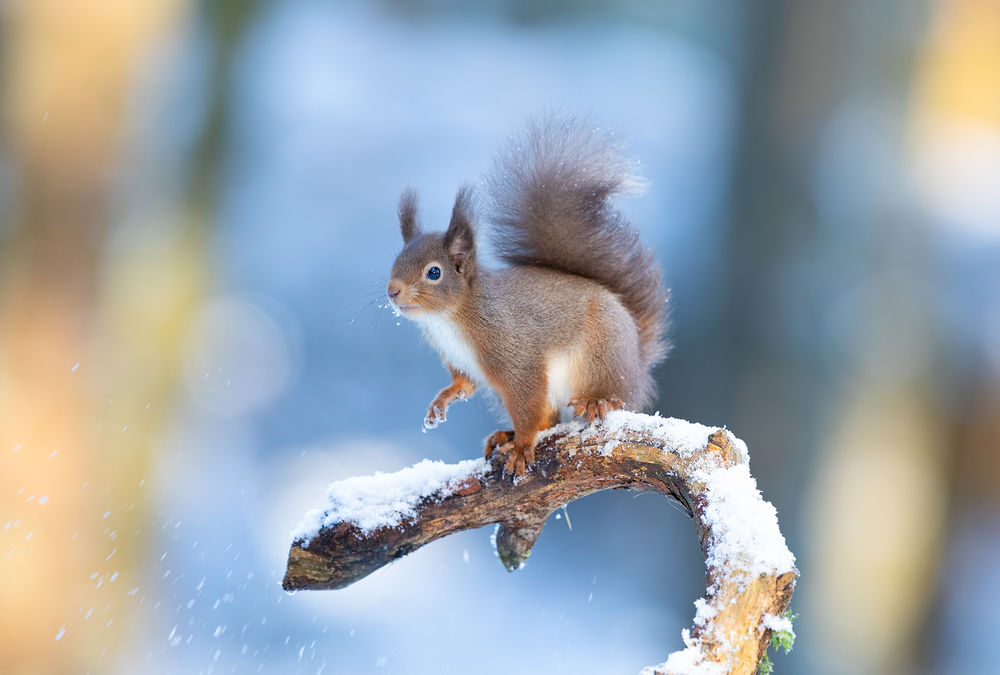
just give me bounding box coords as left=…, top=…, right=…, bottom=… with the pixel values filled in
left=284, top=416, right=797, bottom=674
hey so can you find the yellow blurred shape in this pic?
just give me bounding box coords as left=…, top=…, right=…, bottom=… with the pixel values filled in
left=1, top=0, right=190, bottom=672
left=806, top=387, right=945, bottom=673
left=908, top=0, right=1000, bottom=237
left=914, top=0, right=1000, bottom=124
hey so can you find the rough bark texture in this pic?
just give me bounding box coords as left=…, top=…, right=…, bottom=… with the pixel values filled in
left=284, top=421, right=797, bottom=674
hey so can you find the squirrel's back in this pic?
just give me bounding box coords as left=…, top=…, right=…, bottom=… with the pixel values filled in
left=483, top=117, right=669, bottom=387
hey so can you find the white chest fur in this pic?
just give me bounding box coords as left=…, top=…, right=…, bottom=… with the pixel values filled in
left=416, top=314, right=487, bottom=385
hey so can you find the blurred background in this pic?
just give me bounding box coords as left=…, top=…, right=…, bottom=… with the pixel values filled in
left=2, top=0, right=999, bottom=673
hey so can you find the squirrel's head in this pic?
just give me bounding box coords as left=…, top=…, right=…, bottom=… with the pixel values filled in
left=387, top=185, right=477, bottom=321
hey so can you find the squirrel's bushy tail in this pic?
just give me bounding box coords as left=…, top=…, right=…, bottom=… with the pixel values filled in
left=484, top=116, right=669, bottom=378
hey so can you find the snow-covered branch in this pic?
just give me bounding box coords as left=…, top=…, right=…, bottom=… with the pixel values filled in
left=283, top=412, right=797, bottom=675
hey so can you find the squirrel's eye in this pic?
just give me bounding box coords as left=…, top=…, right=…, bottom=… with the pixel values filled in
left=426, top=266, right=441, bottom=281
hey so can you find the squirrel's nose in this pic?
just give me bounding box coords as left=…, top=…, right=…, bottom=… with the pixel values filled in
left=387, top=280, right=403, bottom=301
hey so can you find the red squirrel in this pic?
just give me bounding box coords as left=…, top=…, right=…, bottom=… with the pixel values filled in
left=386, top=117, right=668, bottom=476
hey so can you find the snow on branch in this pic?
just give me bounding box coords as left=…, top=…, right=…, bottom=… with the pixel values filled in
left=283, top=411, right=798, bottom=675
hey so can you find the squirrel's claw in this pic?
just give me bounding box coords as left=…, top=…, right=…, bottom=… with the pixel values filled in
left=569, top=396, right=624, bottom=424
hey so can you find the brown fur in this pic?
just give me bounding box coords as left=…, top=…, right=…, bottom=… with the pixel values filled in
left=484, top=116, right=669, bottom=406
left=387, top=117, right=669, bottom=476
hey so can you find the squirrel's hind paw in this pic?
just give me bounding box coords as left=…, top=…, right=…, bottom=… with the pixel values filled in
left=569, top=396, right=624, bottom=423
left=484, top=430, right=515, bottom=459
left=500, top=442, right=534, bottom=478
left=484, top=430, right=535, bottom=477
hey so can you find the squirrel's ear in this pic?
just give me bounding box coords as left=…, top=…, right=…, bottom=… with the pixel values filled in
left=444, top=185, right=476, bottom=273
left=399, top=187, right=421, bottom=243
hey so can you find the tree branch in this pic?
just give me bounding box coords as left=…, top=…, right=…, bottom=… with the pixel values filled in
left=283, top=412, right=797, bottom=674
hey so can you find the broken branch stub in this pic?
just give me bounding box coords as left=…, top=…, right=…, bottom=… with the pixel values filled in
left=284, top=412, right=798, bottom=675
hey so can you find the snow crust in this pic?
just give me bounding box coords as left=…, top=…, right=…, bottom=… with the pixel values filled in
left=762, top=612, right=795, bottom=637
left=639, top=630, right=725, bottom=675
left=547, top=409, right=749, bottom=462
left=291, top=458, right=488, bottom=543
left=698, top=463, right=796, bottom=581
left=692, top=598, right=717, bottom=627
left=599, top=410, right=735, bottom=458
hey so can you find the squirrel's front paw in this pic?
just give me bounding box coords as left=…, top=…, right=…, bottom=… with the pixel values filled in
left=423, top=404, right=447, bottom=431
left=423, top=388, right=471, bottom=431
left=569, top=396, right=624, bottom=423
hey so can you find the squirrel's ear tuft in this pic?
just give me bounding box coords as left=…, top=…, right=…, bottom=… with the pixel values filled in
left=444, top=185, right=477, bottom=272
left=399, top=187, right=421, bottom=243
